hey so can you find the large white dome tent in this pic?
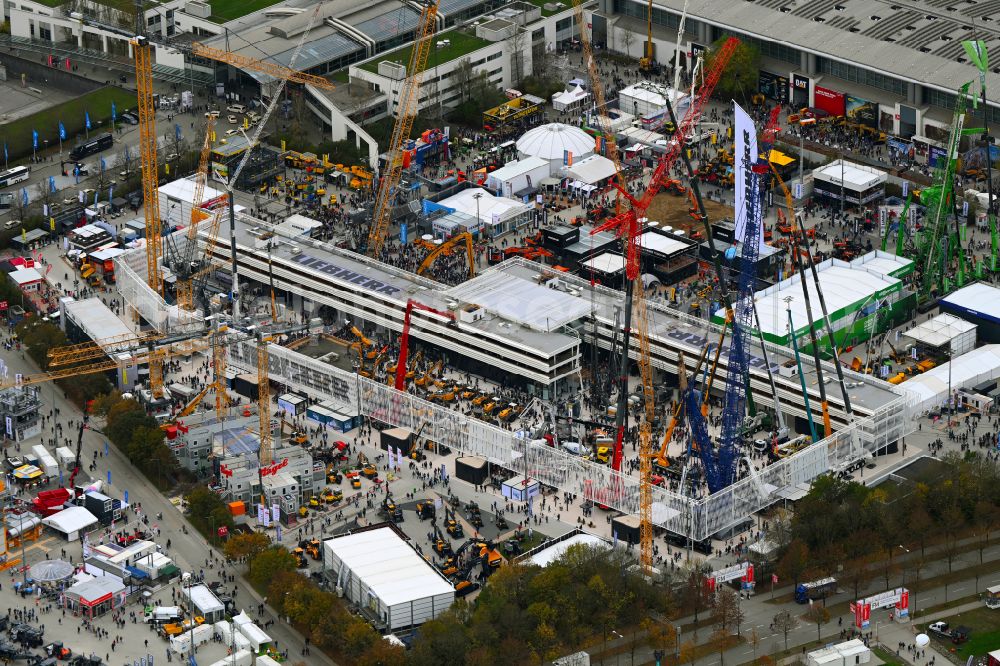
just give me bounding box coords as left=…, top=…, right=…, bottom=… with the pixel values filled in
left=516, top=123, right=595, bottom=172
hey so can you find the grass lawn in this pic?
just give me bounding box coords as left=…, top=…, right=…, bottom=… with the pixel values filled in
left=359, top=30, right=490, bottom=74
left=872, top=645, right=908, bottom=666
left=0, top=86, right=136, bottom=163
left=208, top=0, right=286, bottom=22
left=919, top=607, right=1000, bottom=664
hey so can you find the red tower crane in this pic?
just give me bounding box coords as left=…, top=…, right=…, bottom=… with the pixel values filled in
left=395, top=299, right=456, bottom=390
left=592, top=36, right=739, bottom=474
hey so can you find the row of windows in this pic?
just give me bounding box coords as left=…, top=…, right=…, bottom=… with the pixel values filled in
left=922, top=86, right=1000, bottom=124
left=611, top=0, right=685, bottom=32
left=709, top=26, right=799, bottom=64
left=818, top=57, right=908, bottom=96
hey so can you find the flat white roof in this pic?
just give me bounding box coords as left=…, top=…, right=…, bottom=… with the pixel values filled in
left=729, top=252, right=904, bottom=340
left=567, top=154, right=617, bottom=185
left=9, top=267, right=42, bottom=285
left=489, top=156, right=549, bottom=183
left=89, top=247, right=126, bottom=262
left=184, top=584, right=224, bottom=614
left=903, top=345, right=1000, bottom=414
left=42, top=506, right=98, bottom=535
left=325, top=527, right=454, bottom=607
left=941, top=282, right=1000, bottom=323
left=813, top=159, right=887, bottom=190
left=902, top=313, right=976, bottom=348
left=439, top=187, right=532, bottom=224
left=852, top=249, right=913, bottom=279
left=158, top=176, right=225, bottom=205
left=639, top=231, right=691, bottom=257
left=619, top=82, right=686, bottom=107
left=443, top=270, right=592, bottom=332
left=529, top=533, right=609, bottom=567
left=63, top=297, right=133, bottom=343
left=582, top=252, right=626, bottom=275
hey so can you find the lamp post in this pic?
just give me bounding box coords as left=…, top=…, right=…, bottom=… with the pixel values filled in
left=473, top=192, right=483, bottom=240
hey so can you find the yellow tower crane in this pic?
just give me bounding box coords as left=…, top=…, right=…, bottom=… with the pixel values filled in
left=365, top=0, right=440, bottom=257
left=130, top=0, right=163, bottom=297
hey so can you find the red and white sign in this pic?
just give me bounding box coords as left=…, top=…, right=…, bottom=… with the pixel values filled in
left=855, top=587, right=909, bottom=628
left=708, top=561, right=754, bottom=589
left=772, top=573, right=779, bottom=584
left=814, top=86, right=846, bottom=117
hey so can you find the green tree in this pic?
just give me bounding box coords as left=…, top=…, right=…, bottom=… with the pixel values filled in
left=706, top=36, right=761, bottom=105
left=224, top=532, right=272, bottom=568
left=16, top=320, right=68, bottom=368
left=247, top=546, right=298, bottom=588
left=184, top=486, right=235, bottom=540
left=712, top=587, right=745, bottom=636
left=804, top=604, right=831, bottom=641
left=406, top=610, right=470, bottom=666
left=681, top=563, right=714, bottom=624
left=777, top=539, right=811, bottom=588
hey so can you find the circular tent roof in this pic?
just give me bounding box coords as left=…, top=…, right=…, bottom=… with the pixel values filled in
left=516, top=123, right=595, bottom=161
left=30, top=559, right=74, bottom=582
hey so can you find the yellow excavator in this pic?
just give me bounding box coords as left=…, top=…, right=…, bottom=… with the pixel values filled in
left=416, top=232, right=476, bottom=279
left=349, top=326, right=378, bottom=360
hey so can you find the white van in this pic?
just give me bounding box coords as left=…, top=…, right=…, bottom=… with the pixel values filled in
left=4, top=219, right=20, bottom=230
left=227, top=103, right=246, bottom=114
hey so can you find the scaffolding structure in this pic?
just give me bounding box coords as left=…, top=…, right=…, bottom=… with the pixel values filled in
left=227, top=334, right=911, bottom=540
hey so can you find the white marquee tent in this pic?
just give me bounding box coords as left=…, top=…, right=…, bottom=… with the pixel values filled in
left=902, top=344, right=1000, bottom=414
left=552, top=85, right=590, bottom=111
left=516, top=123, right=595, bottom=171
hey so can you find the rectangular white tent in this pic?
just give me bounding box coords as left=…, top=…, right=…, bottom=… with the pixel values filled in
left=902, top=345, right=1000, bottom=414
left=486, top=156, right=550, bottom=197
left=552, top=85, right=589, bottom=111
left=902, top=313, right=977, bottom=355
left=566, top=154, right=617, bottom=185
left=323, top=527, right=455, bottom=631
left=42, top=506, right=98, bottom=541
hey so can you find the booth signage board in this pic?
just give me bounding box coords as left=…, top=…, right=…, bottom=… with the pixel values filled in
left=853, top=587, right=909, bottom=628
left=815, top=86, right=846, bottom=117
left=846, top=95, right=878, bottom=129
left=711, top=561, right=752, bottom=584
left=758, top=71, right=789, bottom=104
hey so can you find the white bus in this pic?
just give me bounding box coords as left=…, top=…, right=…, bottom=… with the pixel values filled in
left=0, top=165, right=30, bottom=188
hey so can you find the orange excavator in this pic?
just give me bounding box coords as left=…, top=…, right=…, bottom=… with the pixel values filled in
left=503, top=246, right=553, bottom=262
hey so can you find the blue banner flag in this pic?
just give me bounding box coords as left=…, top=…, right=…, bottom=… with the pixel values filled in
left=175, top=124, right=181, bottom=141
left=111, top=101, right=117, bottom=124
left=32, top=130, right=38, bottom=150
left=58, top=122, right=66, bottom=141
left=85, top=110, right=91, bottom=130
left=21, top=188, right=28, bottom=205
left=94, top=189, right=99, bottom=206
left=3, top=143, right=7, bottom=162
left=49, top=176, right=56, bottom=193
left=100, top=157, right=106, bottom=173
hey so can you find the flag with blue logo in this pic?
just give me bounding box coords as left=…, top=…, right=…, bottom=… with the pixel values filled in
left=49, top=176, right=56, bottom=193
left=108, top=185, right=114, bottom=202
left=21, top=188, right=28, bottom=205
left=59, top=122, right=66, bottom=141
left=85, top=110, right=91, bottom=131
left=32, top=130, right=38, bottom=150
left=124, top=145, right=130, bottom=161
left=3, top=143, right=7, bottom=163
left=100, top=157, right=106, bottom=174
left=111, top=101, right=117, bottom=124
left=175, top=124, right=181, bottom=141
left=94, top=189, right=98, bottom=206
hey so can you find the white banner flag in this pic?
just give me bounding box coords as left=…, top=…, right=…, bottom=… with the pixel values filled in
left=387, top=447, right=395, bottom=470
left=734, top=102, right=765, bottom=252
left=396, top=446, right=404, bottom=470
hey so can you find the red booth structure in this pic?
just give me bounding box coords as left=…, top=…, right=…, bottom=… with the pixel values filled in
left=63, top=577, right=126, bottom=618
